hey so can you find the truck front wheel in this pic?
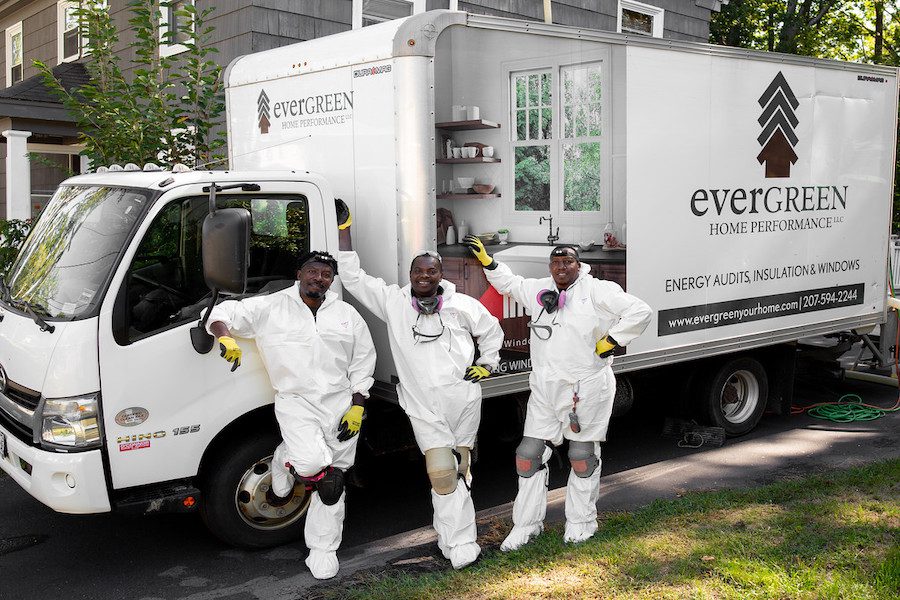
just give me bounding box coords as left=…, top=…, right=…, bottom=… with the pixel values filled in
left=200, top=433, right=311, bottom=548
left=701, top=357, right=768, bottom=436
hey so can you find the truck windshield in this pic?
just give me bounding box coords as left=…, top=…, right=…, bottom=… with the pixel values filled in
left=5, top=185, right=150, bottom=320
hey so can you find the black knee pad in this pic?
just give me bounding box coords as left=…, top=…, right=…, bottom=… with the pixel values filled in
left=316, top=467, right=345, bottom=506
left=515, top=436, right=549, bottom=478
left=568, top=441, right=599, bottom=478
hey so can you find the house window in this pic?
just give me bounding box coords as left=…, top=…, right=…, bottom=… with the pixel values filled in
left=159, top=0, right=194, bottom=57
left=58, top=1, right=80, bottom=63
left=6, top=22, right=23, bottom=86
left=506, top=53, right=611, bottom=224
left=353, top=0, right=426, bottom=29
left=618, top=0, right=664, bottom=38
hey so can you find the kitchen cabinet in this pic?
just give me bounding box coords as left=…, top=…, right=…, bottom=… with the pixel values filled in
left=589, top=262, right=627, bottom=291
left=441, top=256, right=489, bottom=298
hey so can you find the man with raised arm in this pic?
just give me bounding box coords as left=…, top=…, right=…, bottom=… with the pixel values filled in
left=336, top=202, right=503, bottom=569
left=463, top=235, right=651, bottom=551
left=207, top=250, right=375, bottom=580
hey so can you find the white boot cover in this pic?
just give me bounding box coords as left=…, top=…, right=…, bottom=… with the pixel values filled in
left=563, top=456, right=602, bottom=544
left=270, top=442, right=295, bottom=497
left=304, top=491, right=346, bottom=580
left=501, top=467, right=550, bottom=552
left=431, top=484, right=480, bottom=569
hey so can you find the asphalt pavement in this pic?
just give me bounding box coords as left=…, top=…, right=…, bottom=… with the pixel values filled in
left=0, top=373, right=897, bottom=600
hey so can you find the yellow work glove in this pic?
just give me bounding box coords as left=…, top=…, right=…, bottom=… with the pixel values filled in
left=595, top=336, right=617, bottom=358
left=461, top=235, right=495, bottom=269
left=337, top=404, right=365, bottom=442
left=335, top=198, right=352, bottom=230
left=464, top=365, right=491, bottom=383
left=218, top=336, right=242, bottom=372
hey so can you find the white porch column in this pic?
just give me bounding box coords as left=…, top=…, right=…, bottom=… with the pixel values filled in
left=3, top=129, right=32, bottom=220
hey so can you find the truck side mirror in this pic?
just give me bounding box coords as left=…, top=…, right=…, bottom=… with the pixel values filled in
left=202, top=208, right=251, bottom=294
left=191, top=207, right=251, bottom=354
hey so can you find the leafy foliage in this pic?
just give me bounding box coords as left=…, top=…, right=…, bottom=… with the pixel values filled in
left=34, top=1, right=225, bottom=169
left=0, top=219, right=32, bottom=276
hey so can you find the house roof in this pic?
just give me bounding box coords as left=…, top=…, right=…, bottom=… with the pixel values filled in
left=0, top=61, right=88, bottom=123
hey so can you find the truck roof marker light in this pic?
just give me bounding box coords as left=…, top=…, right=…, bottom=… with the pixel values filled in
left=124, top=163, right=140, bottom=171
left=171, top=163, right=191, bottom=173
left=183, top=496, right=196, bottom=508
left=96, top=166, right=109, bottom=173
left=143, top=163, right=161, bottom=171
left=108, top=164, right=123, bottom=172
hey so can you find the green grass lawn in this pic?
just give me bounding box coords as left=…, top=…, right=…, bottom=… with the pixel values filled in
left=326, top=459, right=899, bottom=599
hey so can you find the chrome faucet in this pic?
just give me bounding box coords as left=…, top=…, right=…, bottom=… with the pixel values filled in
left=539, top=215, right=559, bottom=245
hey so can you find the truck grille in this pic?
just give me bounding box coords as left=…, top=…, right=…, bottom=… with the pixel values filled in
left=0, top=379, right=39, bottom=444
left=6, top=381, right=40, bottom=411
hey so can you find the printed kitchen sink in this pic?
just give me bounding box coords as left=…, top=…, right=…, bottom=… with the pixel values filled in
left=492, top=244, right=554, bottom=278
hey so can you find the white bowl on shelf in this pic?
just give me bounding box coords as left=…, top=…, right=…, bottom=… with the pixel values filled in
left=455, top=177, right=475, bottom=192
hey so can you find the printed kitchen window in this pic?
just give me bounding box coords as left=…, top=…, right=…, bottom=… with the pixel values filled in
left=512, top=70, right=552, bottom=212
left=561, top=62, right=602, bottom=212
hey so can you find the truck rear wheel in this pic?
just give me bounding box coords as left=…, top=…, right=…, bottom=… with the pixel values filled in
left=200, top=433, right=311, bottom=548
left=701, top=357, right=768, bottom=436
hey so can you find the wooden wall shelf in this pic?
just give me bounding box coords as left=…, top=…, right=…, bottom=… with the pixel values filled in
left=436, top=119, right=501, bottom=131
left=437, top=193, right=501, bottom=200
left=437, top=157, right=501, bottom=164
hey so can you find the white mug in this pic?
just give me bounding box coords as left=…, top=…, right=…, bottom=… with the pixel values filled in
left=467, top=105, right=480, bottom=120
left=466, top=147, right=477, bottom=158
left=482, top=146, right=494, bottom=158
left=452, top=148, right=462, bottom=159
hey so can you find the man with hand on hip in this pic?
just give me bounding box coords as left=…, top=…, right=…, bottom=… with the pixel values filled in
left=336, top=201, right=503, bottom=569
left=207, top=250, right=375, bottom=580
left=463, top=235, right=651, bottom=551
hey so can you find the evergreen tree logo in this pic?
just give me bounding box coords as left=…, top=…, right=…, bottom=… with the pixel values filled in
left=756, top=72, right=799, bottom=178
left=257, top=89, right=271, bottom=134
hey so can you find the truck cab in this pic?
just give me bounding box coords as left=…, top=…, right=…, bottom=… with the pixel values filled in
left=0, top=167, right=337, bottom=547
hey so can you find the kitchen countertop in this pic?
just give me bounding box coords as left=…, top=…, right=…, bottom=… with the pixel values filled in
left=437, top=241, right=626, bottom=264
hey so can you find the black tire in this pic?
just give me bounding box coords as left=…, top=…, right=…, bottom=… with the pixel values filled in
left=200, top=432, right=311, bottom=548
left=700, top=357, right=768, bottom=437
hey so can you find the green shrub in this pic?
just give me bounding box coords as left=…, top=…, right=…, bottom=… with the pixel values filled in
left=0, top=219, right=32, bottom=275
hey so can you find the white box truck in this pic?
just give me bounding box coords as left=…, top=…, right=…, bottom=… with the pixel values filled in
left=1, top=11, right=897, bottom=547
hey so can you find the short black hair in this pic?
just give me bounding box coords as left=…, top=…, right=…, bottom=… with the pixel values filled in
left=551, top=245, right=580, bottom=261
left=410, top=251, right=443, bottom=270
left=297, top=250, right=338, bottom=274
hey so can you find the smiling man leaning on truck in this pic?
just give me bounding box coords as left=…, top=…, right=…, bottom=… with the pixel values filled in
left=336, top=204, right=503, bottom=570
left=206, top=250, right=376, bottom=580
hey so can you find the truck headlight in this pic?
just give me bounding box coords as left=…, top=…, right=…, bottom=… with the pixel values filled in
left=37, top=393, right=102, bottom=450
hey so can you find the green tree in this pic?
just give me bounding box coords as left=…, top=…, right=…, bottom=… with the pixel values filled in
left=34, top=1, right=225, bottom=168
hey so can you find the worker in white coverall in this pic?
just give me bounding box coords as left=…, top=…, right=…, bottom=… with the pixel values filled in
left=335, top=204, right=503, bottom=569
left=463, top=235, right=652, bottom=551
left=207, top=250, right=375, bottom=580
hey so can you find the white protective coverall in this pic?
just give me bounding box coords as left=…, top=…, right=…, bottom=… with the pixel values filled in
left=207, top=283, right=375, bottom=579
left=484, top=261, right=651, bottom=549
left=337, top=250, right=503, bottom=568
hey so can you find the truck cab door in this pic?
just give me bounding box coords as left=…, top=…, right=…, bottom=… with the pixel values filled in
left=97, top=181, right=328, bottom=492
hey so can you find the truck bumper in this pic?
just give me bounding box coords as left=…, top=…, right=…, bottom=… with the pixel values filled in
left=0, top=423, right=111, bottom=514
